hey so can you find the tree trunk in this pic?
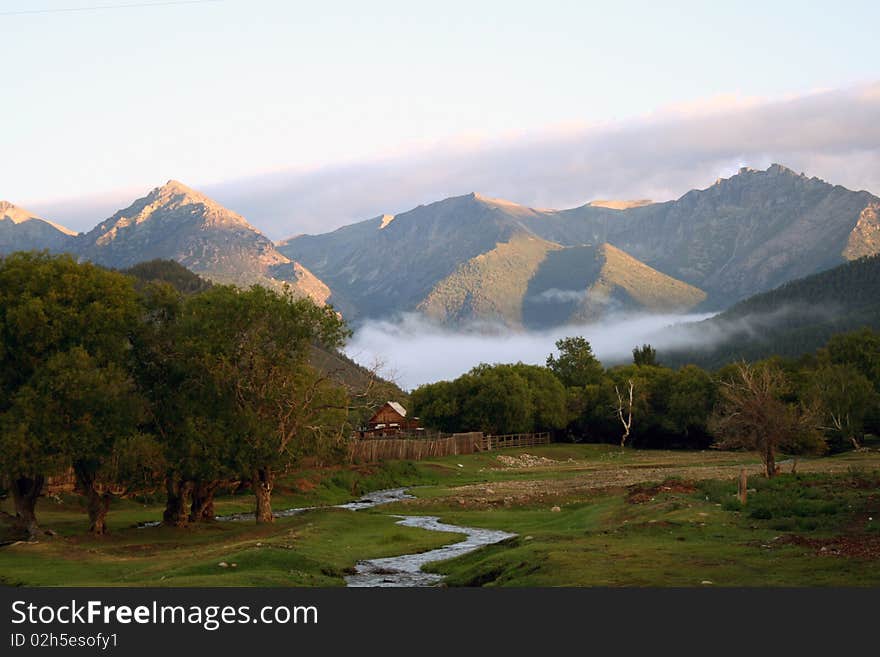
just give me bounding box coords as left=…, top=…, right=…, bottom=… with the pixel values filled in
left=189, top=481, right=219, bottom=523
left=163, top=477, right=193, bottom=527
left=11, top=475, right=43, bottom=539
left=764, top=445, right=777, bottom=478
left=253, top=468, right=274, bottom=524
left=86, top=489, right=111, bottom=535
left=74, top=465, right=112, bottom=535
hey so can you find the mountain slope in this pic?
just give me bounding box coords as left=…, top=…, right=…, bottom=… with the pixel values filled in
left=522, top=243, right=706, bottom=329
left=523, top=164, right=880, bottom=307
left=0, top=201, right=77, bottom=254
left=280, top=164, right=878, bottom=324
left=419, top=233, right=563, bottom=326
left=664, top=254, right=880, bottom=368
left=279, top=192, right=545, bottom=320
left=280, top=191, right=703, bottom=327
left=74, top=181, right=329, bottom=304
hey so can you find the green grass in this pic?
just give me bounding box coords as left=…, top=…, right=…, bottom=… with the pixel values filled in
left=418, top=469, right=880, bottom=586
left=2, top=446, right=880, bottom=587
left=0, top=508, right=462, bottom=587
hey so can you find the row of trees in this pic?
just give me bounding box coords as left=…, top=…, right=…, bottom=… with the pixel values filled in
left=412, top=333, right=880, bottom=478
left=0, top=253, right=355, bottom=537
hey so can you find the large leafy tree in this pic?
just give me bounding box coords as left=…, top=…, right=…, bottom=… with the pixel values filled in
left=546, top=337, right=605, bottom=388
left=803, top=363, right=877, bottom=450
left=170, top=284, right=349, bottom=524
left=0, top=252, right=141, bottom=536
left=132, top=282, right=240, bottom=526
left=8, top=349, right=149, bottom=534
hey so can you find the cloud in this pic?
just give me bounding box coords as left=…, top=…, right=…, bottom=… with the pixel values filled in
left=29, top=82, right=880, bottom=238
left=345, top=302, right=841, bottom=390
left=209, top=82, right=880, bottom=239
left=530, top=288, right=588, bottom=304
left=345, top=312, right=716, bottom=390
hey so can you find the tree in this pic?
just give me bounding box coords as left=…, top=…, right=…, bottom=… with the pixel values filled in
left=614, top=379, right=634, bottom=448
left=824, top=329, right=880, bottom=391
left=173, top=285, right=349, bottom=524
left=632, top=344, right=658, bottom=367
left=509, top=364, right=569, bottom=432
left=7, top=349, right=146, bottom=534
left=412, top=363, right=568, bottom=435
left=546, top=337, right=604, bottom=388
left=458, top=365, right=534, bottom=435
left=709, top=362, right=824, bottom=477
left=664, top=365, right=717, bottom=445
left=0, top=252, right=140, bottom=537
left=803, top=364, right=877, bottom=450
left=411, top=380, right=461, bottom=433
left=132, top=283, right=241, bottom=526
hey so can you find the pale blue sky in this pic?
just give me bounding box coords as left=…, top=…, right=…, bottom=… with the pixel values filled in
left=3, top=0, right=879, bottom=227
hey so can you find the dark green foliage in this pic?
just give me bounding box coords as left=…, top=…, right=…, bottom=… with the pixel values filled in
left=412, top=363, right=568, bottom=435
left=665, top=254, right=880, bottom=368
left=632, top=344, right=658, bottom=366
left=123, top=259, right=212, bottom=295
left=546, top=336, right=604, bottom=387
left=0, top=252, right=144, bottom=533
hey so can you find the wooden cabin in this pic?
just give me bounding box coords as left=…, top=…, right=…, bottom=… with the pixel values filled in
left=357, top=401, right=423, bottom=438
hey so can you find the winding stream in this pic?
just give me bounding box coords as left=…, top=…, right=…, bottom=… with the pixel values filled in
left=345, top=515, right=515, bottom=587
left=140, top=487, right=514, bottom=586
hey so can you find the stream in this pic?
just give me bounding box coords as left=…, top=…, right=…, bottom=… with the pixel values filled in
left=344, top=515, right=515, bottom=587
left=226, top=487, right=515, bottom=587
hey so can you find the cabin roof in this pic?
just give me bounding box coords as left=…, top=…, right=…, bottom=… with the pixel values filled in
left=386, top=401, right=407, bottom=417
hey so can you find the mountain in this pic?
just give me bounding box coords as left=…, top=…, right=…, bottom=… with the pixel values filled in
left=663, top=254, right=880, bottom=369
left=280, top=164, right=880, bottom=325
left=0, top=201, right=77, bottom=254
left=74, top=181, right=330, bottom=304
left=521, top=243, right=706, bottom=329
left=279, top=192, right=704, bottom=326
left=521, top=164, right=880, bottom=307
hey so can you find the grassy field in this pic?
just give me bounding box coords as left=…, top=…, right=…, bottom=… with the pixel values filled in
left=1, top=444, right=879, bottom=586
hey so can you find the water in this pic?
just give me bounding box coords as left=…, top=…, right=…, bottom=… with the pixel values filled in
left=139, top=487, right=515, bottom=586
left=345, top=516, right=516, bottom=587
left=137, top=487, right=415, bottom=527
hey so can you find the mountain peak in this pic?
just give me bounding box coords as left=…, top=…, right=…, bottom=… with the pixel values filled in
left=147, top=179, right=215, bottom=206
left=766, top=163, right=799, bottom=176
left=0, top=200, right=77, bottom=235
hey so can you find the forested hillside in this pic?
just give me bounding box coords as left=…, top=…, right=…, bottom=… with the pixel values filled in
left=665, top=254, right=880, bottom=367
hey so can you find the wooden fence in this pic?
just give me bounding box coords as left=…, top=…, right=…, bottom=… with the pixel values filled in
left=348, top=431, right=552, bottom=463
left=479, top=432, right=551, bottom=451
left=349, top=432, right=484, bottom=462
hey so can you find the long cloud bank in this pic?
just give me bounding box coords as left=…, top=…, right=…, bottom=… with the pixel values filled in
left=31, top=82, right=880, bottom=239
left=205, top=82, right=880, bottom=239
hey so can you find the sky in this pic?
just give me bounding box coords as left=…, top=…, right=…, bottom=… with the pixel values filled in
left=3, top=0, right=880, bottom=237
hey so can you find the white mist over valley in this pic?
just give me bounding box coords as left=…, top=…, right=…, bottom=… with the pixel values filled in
left=344, top=312, right=716, bottom=390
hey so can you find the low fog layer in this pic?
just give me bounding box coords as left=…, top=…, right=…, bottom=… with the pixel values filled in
left=344, top=313, right=715, bottom=390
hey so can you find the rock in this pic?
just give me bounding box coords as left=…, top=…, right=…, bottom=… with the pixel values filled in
left=231, top=563, right=238, bottom=568
left=700, top=580, right=714, bottom=585
left=524, top=536, right=534, bottom=541
left=551, top=506, right=561, bottom=513
left=218, top=562, right=229, bottom=568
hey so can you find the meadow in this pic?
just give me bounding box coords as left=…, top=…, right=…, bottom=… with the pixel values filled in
left=2, top=444, right=879, bottom=587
